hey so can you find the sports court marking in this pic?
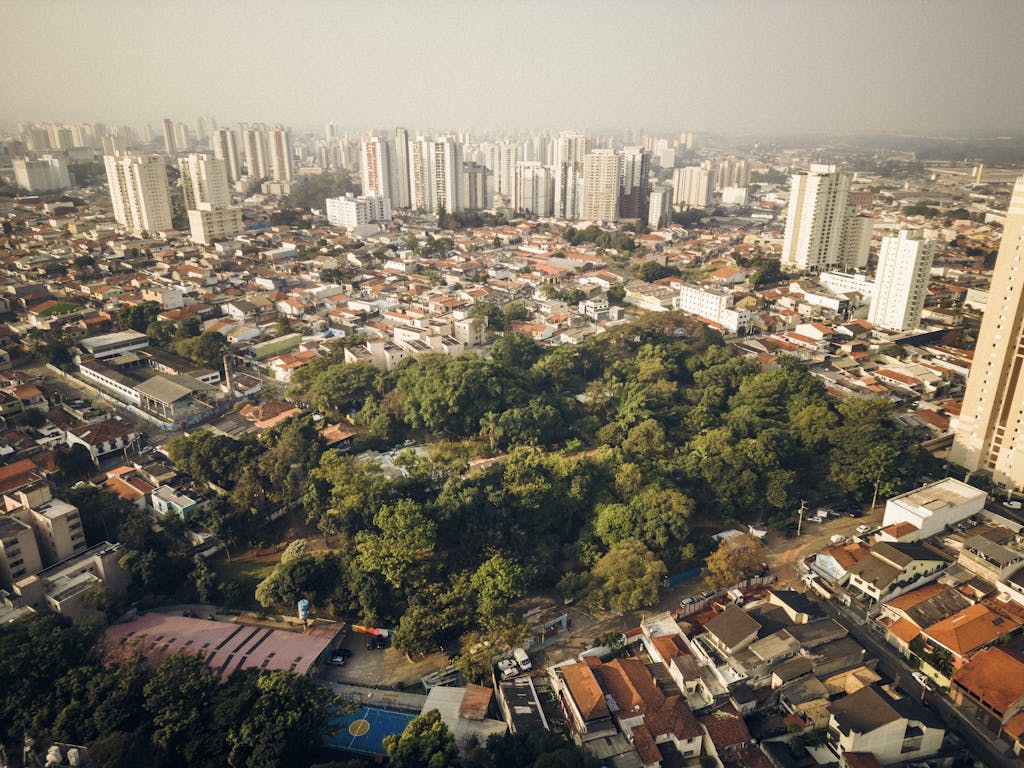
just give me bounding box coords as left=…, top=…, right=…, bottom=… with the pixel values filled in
left=325, top=705, right=417, bottom=756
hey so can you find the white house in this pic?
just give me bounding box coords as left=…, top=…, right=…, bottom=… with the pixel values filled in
left=882, top=478, right=986, bottom=540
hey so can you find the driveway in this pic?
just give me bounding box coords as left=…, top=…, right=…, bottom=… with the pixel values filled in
left=765, top=505, right=886, bottom=587
left=320, top=631, right=450, bottom=689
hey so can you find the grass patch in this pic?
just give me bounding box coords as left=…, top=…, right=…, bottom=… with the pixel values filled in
left=39, top=302, right=80, bottom=316
left=212, top=559, right=276, bottom=610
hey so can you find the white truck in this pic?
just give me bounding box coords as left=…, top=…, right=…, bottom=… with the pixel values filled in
left=512, top=647, right=532, bottom=671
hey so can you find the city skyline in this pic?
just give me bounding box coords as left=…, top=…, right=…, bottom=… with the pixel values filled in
left=3, top=0, right=1024, bottom=135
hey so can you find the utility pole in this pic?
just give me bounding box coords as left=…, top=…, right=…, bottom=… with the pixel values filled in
left=797, top=499, right=806, bottom=537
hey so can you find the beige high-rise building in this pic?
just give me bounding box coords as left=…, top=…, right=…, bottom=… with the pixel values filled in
left=951, top=177, right=1024, bottom=490
left=554, top=131, right=588, bottom=220
left=103, top=151, right=173, bottom=236
left=360, top=137, right=392, bottom=200
left=672, top=165, right=714, bottom=209
left=211, top=128, right=241, bottom=184
left=179, top=154, right=231, bottom=210
left=581, top=149, right=619, bottom=222
left=781, top=164, right=871, bottom=272
left=179, top=154, right=241, bottom=245
left=514, top=161, right=552, bottom=217
left=268, top=126, right=293, bottom=182
left=240, top=123, right=269, bottom=179
left=161, top=118, right=176, bottom=155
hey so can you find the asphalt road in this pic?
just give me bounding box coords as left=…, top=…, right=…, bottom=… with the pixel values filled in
left=818, top=598, right=1015, bottom=768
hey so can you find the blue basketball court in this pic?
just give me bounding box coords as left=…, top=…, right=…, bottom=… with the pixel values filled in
left=325, top=705, right=417, bottom=756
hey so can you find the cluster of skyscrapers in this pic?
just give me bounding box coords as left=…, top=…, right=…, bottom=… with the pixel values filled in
left=345, top=129, right=690, bottom=226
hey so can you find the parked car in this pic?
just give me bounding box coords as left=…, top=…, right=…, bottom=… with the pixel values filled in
left=513, top=647, right=532, bottom=671
left=497, top=658, right=517, bottom=672
left=830, top=534, right=846, bottom=544
left=856, top=524, right=872, bottom=535
left=680, top=596, right=696, bottom=607
left=329, top=655, right=346, bottom=666
left=501, top=665, right=520, bottom=680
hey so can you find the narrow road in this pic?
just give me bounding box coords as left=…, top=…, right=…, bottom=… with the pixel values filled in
left=818, top=599, right=1014, bottom=768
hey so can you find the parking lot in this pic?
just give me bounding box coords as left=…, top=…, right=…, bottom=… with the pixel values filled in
left=765, top=503, right=886, bottom=586
left=319, top=630, right=451, bottom=688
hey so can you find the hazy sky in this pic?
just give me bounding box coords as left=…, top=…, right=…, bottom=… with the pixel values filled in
left=3, top=0, right=1023, bottom=135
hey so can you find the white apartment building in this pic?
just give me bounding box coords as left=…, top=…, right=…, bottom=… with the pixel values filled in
left=240, top=123, right=269, bottom=179
left=409, top=136, right=462, bottom=214
left=210, top=128, right=241, bottom=184
left=673, top=283, right=750, bottom=333
left=268, top=125, right=293, bottom=182
left=103, top=152, right=173, bottom=236
left=487, top=142, right=521, bottom=200
left=361, top=137, right=392, bottom=200
left=13, top=156, right=71, bottom=193
left=461, top=162, right=491, bottom=211
left=715, top=157, right=751, bottom=189
left=325, top=193, right=392, bottom=229
left=672, top=165, right=714, bottom=209
left=514, top=161, right=553, bottom=217
left=553, top=131, right=588, bottom=220
left=818, top=270, right=876, bottom=301
left=869, top=229, right=935, bottom=332
left=179, top=154, right=231, bottom=209
left=648, top=184, right=673, bottom=228
left=781, top=164, right=871, bottom=272
left=581, top=149, right=619, bottom=222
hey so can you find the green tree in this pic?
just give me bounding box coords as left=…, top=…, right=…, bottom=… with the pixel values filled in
left=357, top=499, right=437, bottom=589
left=471, top=552, right=530, bottom=621
left=703, top=533, right=764, bottom=590
left=144, top=653, right=218, bottom=756
left=384, top=709, right=460, bottom=768
left=291, top=360, right=379, bottom=416
left=224, top=670, right=340, bottom=768
left=591, top=539, right=666, bottom=611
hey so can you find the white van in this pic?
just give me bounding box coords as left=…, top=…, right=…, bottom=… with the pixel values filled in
left=512, top=647, right=532, bottom=671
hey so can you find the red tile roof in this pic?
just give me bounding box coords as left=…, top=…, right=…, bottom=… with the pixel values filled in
left=698, top=704, right=750, bottom=749
left=560, top=662, right=609, bottom=721
left=951, top=647, right=1024, bottom=714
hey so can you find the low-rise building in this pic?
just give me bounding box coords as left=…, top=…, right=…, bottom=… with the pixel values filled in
left=881, top=478, right=986, bottom=540
left=826, top=685, right=945, bottom=765
left=0, top=514, right=43, bottom=590
left=950, top=646, right=1024, bottom=751
left=847, top=542, right=948, bottom=604
left=14, top=541, right=128, bottom=620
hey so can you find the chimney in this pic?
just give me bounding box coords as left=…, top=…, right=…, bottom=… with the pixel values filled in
left=222, top=353, right=234, bottom=394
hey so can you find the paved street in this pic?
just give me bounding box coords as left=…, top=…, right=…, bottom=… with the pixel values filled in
left=818, top=598, right=1015, bottom=768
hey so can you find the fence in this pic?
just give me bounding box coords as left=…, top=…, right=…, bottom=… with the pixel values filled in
left=676, top=573, right=777, bottom=618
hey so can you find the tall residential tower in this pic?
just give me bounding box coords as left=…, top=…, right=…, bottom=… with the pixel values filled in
left=950, top=177, right=1024, bottom=490
left=868, top=229, right=934, bottom=332
left=781, top=164, right=871, bottom=272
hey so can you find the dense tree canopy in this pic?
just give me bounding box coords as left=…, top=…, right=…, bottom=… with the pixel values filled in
left=0, top=615, right=338, bottom=768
